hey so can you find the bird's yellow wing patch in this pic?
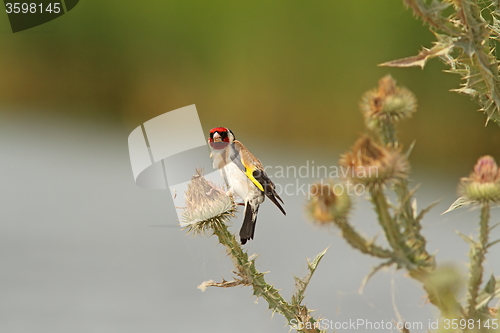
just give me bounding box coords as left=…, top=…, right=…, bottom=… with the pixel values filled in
left=234, top=140, right=265, bottom=192
left=244, top=167, right=264, bottom=192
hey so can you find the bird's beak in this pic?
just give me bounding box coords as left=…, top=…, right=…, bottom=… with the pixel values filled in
left=213, top=132, right=222, bottom=142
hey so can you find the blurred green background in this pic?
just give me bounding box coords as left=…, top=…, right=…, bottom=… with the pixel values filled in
left=0, top=1, right=498, bottom=173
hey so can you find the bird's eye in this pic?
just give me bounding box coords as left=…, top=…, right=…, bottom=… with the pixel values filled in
left=220, top=131, right=227, bottom=138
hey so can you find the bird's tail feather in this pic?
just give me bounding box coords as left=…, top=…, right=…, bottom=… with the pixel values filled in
left=266, top=193, right=286, bottom=216
left=240, top=203, right=258, bottom=244
left=254, top=170, right=286, bottom=215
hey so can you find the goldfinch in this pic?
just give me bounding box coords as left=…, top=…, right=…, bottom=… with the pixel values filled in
left=207, top=127, right=285, bottom=244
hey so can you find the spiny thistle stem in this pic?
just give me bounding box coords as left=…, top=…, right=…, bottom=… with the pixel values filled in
left=306, top=180, right=397, bottom=260
left=210, top=222, right=326, bottom=333
left=370, top=186, right=405, bottom=256
left=479, top=203, right=490, bottom=249
left=467, top=203, right=491, bottom=318
left=211, top=222, right=296, bottom=319
left=393, top=180, right=414, bottom=232
left=184, top=171, right=326, bottom=332
left=333, top=216, right=395, bottom=260
left=377, top=118, right=397, bottom=146
left=393, top=179, right=435, bottom=268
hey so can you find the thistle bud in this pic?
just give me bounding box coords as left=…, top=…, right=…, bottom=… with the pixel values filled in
left=360, top=75, right=417, bottom=124
left=339, top=136, right=409, bottom=187
left=459, top=155, right=500, bottom=203
left=307, top=180, right=351, bottom=225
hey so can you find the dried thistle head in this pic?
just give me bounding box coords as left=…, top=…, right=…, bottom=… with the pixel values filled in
left=339, top=135, right=409, bottom=187
left=360, top=75, right=417, bottom=125
left=182, top=169, right=236, bottom=234
left=459, top=155, right=500, bottom=203
left=307, top=180, right=351, bottom=225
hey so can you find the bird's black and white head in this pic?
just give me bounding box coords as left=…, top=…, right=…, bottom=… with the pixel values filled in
left=208, top=127, right=235, bottom=150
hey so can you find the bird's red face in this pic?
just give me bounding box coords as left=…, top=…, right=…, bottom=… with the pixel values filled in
left=208, top=127, right=232, bottom=150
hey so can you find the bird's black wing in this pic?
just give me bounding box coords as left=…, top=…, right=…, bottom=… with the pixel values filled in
left=253, top=169, right=286, bottom=215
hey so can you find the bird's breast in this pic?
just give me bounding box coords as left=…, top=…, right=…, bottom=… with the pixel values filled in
left=223, top=162, right=262, bottom=202
left=210, top=150, right=226, bottom=170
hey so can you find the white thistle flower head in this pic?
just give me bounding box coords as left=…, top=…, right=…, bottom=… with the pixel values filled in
left=182, top=169, right=236, bottom=235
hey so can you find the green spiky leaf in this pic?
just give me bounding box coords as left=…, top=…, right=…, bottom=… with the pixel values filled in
left=476, top=277, right=500, bottom=310
left=380, top=33, right=455, bottom=69
left=484, top=274, right=497, bottom=295
left=442, top=196, right=475, bottom=214
left=456, top=230, right=476, bottom=247
left=416, top=199, right=441, bottom=224
left=359, top=259, right=395, bottom=293
left=487, top=238, right=500, bottom=249
left=292, top=247, right=328, bottom=306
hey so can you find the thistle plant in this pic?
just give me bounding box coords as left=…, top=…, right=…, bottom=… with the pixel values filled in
left=180, top=78, right=499, bottom=332
left=307, top=75, right=500, bottom=331
left=445, top=155, right=500, bottom=321
left=337, top=76, right=435, bottom=276
left=182, top=170, right=328, bottom=333
left=382, top=0, right=500, bottom=125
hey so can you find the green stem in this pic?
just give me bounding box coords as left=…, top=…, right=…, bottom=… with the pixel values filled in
left=211, top=222, right=326, bottom=333
left=370, top=186, right=404, bottom=255
left=334, top=216, right=395, bottom=259
left=379, top=118, right=397, bottom=146
left=393, top=180, right=414, bottom=233
left=466, top=203, right=490, bottom=318
left=479, top=203, right=490, bottom=250
left=393, top=179, right=434, bottom=268
left=212, top=224, right=295, bottom=320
